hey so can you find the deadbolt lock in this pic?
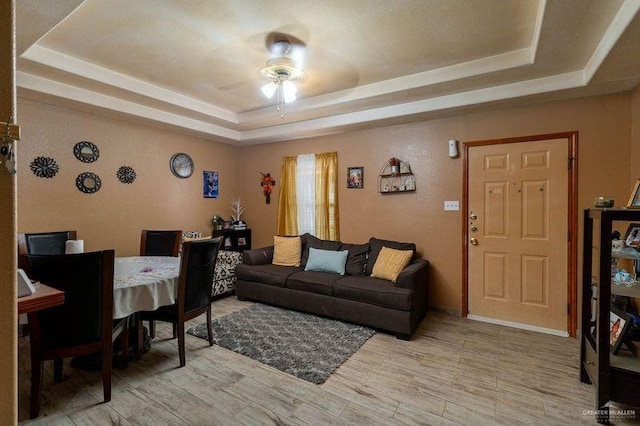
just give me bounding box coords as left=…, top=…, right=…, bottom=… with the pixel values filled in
left=470, top=226, right=478, bottom=233
left=469, top=213, right=478, bottom=220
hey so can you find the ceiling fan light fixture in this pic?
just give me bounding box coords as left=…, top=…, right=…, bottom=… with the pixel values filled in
left=282, top=80, right=297, bottom=103
left=258, top=58, right=305, bottom=82
left=261, top=82, right=278, bottom=99
left=258, top=40, right=306, bottom=116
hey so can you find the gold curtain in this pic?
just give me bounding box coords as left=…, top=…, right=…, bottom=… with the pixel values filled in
left=276, top=156, right=298, bottom=236
left=314, top=151, right=340, bottom=240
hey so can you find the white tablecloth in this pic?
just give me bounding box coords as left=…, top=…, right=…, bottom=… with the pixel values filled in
left=114, top=256, right=180, bottom=319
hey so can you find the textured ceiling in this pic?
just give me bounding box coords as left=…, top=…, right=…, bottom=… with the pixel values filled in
left=15, top=0, right=640, bottom=145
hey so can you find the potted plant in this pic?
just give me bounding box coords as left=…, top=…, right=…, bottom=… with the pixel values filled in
left=389, top=157, right=400, bottom=175
left=212, top=215, right=225, bottom=231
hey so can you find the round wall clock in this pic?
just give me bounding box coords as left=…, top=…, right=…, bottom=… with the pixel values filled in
left=169, top=153, right=194, bottom=178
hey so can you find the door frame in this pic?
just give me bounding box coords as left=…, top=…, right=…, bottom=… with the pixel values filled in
left=461, top=132, right=579, bottom=337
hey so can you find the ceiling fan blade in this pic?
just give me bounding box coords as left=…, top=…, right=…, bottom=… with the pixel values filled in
left=217, top=79, right=252, bottom=92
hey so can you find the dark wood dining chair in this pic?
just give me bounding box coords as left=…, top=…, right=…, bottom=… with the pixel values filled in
left=140, top=230, right=182, bottom=257
left=26, top=250, right=128, bottom=419
left=139, top=229, right=183, bottom=338
left=137, top=237, right=222, bottom=367
left=17, top=230, right=77, bottom=271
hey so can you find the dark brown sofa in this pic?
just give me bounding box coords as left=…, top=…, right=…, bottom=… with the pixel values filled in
left=235, top=234, right=429, bottom=339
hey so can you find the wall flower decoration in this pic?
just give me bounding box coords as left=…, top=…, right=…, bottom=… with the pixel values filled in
left=116, top=165, right=136, bottom=184
left=260, top=172, right=276, bottom=204
left=30, top=156, right=59, bottom=178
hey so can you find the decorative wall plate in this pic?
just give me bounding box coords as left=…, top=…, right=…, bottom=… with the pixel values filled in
left=117, top=165, right=136, bottom=184
left=170, top=153, right=194, bottom=178
left=73, top=141, right=99, bottom=163
left=30, top=156, right=59, bottom=178
left=76, top=172, right=102, bottom=194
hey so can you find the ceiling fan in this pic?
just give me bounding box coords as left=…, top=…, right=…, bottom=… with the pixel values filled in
left=258, top=34, right=307, bottom=114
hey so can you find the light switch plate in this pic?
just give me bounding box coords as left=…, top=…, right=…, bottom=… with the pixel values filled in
left=444, top=201, right=459, bottom=211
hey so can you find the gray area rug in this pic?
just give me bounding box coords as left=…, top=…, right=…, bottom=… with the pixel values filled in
left=187, top=303, right=375, bottom=384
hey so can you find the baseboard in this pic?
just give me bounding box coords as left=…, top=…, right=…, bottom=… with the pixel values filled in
left=467, top=314, right=569, bottom=337
left=428, top=305, right=462, bottom=317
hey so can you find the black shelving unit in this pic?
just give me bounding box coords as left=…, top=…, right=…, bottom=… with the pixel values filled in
left=213, top=228, right=251, bottom=252
left=580, top=208, right=640, bottom=423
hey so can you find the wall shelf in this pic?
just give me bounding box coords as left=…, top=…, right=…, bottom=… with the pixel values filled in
left=378, top=159, right=415, bottom=193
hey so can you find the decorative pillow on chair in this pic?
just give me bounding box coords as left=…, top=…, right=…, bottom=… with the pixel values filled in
left=272, top=236, right=302, bottom=267
left=304, top=247, right=349, bottom=275
left=370, top=246, right=413, bottom=283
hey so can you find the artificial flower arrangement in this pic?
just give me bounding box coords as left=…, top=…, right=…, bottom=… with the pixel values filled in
left=260, top=172, right=276, bottom=204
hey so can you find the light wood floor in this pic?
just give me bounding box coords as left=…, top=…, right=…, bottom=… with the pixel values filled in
left=17, top=297, right=610, bottom=425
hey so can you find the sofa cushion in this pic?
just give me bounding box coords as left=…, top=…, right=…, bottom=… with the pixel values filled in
left=366, top=237, right=416, bottom=275
left=273, top=236, right=302, bottom=267
left=340, top=243, right=369, bottom=276
left=235, top=264, right=302, bottom=287
left=304, top=247, right=349, bottom=275
left=333, top=276, right=414, bottom=311
left=287, top=271, right=342, bottom=296
left=371, top=246, right=413, bottom=283
left=301, top=233, right=342, bottom=266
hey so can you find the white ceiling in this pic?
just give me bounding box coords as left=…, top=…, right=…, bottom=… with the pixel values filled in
left=15, top=0, right=640, bottom=145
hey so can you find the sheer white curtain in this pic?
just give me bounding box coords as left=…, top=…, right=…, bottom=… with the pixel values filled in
left=296, top=154, right=316, bottom=235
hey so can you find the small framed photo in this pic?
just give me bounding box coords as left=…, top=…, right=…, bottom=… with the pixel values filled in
left=610, top=308, right=632, bottom=355
left=237, top=237, right=247, bottom=246
left=627, top=180, right=640, bottom=208
left=224, top=237, right=232, bottom=248
left=347, top=167, right=364, bottom=189
left=624, top=223, right=640, bottom=248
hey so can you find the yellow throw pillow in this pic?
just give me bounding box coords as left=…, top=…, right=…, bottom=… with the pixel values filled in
left=371, top=246, right=413, bottom=283
left=273, top=236, right=302, bottom=267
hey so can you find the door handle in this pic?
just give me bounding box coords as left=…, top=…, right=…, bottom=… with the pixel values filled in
left=469, top=213, right=478, bottom=220
left=470, top=238, right=478, bottom=245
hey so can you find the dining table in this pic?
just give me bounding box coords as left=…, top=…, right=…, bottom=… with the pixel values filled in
left=17, top=282, right=64, bottom=315
left=114, top=256, right=181, bottom=319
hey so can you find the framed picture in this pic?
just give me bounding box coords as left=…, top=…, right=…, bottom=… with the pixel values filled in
left=203, top=171, right=219, bottom=199
left=224, top=237, right=232, bottom=248
left=624, top=223, right=640, bottom=248
left=610, top=308, right=632, bottom=354
left=347, top=166, right=364, bottom=189
left=627, top=180, right=640, bottom=208
left=237, top=237, right=247, bottom=246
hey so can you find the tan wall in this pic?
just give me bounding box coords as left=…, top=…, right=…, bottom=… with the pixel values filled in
left=239, top=92, right=632, bottom=311
left=13, top=90, right=635, bottom=313
left=17, top=99, right=240, bottom=256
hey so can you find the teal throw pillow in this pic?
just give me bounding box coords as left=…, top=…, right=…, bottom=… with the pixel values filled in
left=304, top=247, right=349, bottom=275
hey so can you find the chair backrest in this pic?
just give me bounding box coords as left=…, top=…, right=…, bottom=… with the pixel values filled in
left=178, top=237, right=222, bottom=314
left=26, top=250, right=114, bottom=350
left=18, top=231, right=77, bottom=270
left=140, top=230, right=183, bottom=257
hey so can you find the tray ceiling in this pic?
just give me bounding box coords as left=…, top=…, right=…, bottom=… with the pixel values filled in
left=16, top=0, right=640, bottom=145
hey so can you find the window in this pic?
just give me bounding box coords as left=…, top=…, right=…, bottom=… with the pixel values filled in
left=276, top=151, right=339, bottom=240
